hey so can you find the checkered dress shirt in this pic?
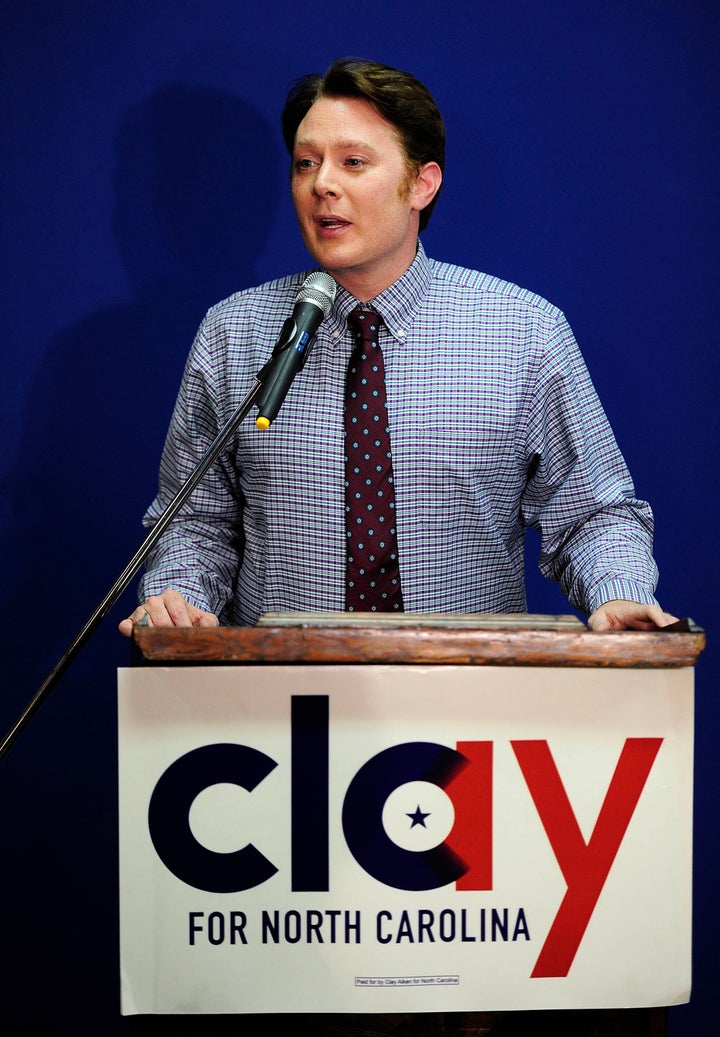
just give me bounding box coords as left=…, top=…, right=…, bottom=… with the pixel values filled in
left=139, top=243, right=658, bottom=626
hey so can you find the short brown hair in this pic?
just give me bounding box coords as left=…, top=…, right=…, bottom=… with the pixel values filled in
left=282, top=57, right=445, bottom=231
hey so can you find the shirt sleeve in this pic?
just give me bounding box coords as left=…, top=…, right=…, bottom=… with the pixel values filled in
left=138, top=319, right=244, bottom=621
left=518, top=312, right=659, bottom=615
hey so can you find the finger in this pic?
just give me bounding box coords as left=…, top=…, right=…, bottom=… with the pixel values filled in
left=588, top=614, right=610, bottom=631
left=119, top=607, right=152, bottom=638
left=195, top=612, right=220, bottom=628
left=183, top=600, right=219, bottom=628
left=118, top=617, right=134, bottom=637
left=145, top=592, right=191, bottom=628
left=639, top=606, right=680, bottom=630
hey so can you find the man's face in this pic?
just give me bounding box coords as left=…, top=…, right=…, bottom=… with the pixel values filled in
left=291, top=96, right=430, bottom=300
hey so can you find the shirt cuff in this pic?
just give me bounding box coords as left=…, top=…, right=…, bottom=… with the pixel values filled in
left=589, top=579, right=659, bottom=614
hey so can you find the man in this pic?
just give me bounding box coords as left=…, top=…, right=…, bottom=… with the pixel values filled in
left=120, top=57, right=676, bottom=637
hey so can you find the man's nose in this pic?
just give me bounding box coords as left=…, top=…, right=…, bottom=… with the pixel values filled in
left=312, top=160, right=339, bottom=197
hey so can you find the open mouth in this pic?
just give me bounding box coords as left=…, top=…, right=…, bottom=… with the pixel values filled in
left=317, top=216, right=350, bottom=230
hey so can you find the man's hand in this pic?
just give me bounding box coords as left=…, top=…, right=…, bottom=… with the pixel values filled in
left=118, top=588, right=219, bottom=638
left=588, top=599, right=679, bottom=631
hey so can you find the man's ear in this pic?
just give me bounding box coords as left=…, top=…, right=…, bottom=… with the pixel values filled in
left=411, top=161, right=443, bottom=213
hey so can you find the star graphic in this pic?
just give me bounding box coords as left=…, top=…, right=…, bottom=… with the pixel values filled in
left=406, top=804, right=431, bottom=829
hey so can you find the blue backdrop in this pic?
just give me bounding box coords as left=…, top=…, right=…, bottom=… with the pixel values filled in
left=1, top=2, right=717, bottom=1033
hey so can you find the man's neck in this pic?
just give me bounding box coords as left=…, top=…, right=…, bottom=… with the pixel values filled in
left=327, top=241, right=420, bottom=303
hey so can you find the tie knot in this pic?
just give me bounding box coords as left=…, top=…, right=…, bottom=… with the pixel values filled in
left=349, top=308, right=380, bottom=343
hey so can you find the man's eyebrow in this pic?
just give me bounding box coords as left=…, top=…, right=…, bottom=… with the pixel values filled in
left=293, top=137, right=378, bottom=152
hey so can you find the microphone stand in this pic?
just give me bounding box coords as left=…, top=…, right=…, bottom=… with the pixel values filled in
left=0, top=377, right=264, bottom=764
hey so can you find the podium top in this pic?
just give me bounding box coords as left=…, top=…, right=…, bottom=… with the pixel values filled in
left=133, top=613, right=705, bottom=668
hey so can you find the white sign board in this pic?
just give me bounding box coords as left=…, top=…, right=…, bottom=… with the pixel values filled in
left=118, top=664, right=693, bottom=1016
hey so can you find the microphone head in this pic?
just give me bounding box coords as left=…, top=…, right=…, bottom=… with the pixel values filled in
left=297, top=271, right=336, bottom=317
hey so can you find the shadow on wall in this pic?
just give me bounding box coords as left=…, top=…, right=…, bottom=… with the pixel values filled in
left=0, top=82, right=282, bottom=1031
left=2, top=81, right=282, bottom=682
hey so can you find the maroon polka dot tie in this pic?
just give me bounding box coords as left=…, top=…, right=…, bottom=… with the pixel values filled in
left=344, top=308, right=404, bottom=612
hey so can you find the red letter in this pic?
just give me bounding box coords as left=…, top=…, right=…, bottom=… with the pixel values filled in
left=448, top=741, right=493, bottom=890
left=511, top=737, right=662, bottom=977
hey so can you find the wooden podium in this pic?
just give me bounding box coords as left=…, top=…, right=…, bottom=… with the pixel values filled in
left=123, top=614, right=704, bottom=1036
left=132, top=611, right=704, bottom=669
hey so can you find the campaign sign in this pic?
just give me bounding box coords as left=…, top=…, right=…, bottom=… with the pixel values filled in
left=118, top=664, right=693, bottom=1015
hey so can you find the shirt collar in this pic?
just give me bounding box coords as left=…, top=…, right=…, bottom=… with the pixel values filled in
left=324, top=241, right=432, bottom=344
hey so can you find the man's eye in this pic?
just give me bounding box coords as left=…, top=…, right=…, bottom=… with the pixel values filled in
left=294, top=158, right=315, bottom=171
left=346, top=157, right=364, bottom=168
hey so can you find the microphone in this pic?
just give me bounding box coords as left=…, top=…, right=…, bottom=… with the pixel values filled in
left=255, top=271, right=337, bottom=429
